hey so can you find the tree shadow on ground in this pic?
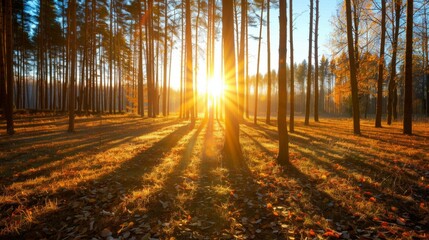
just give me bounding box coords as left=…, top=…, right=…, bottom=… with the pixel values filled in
left=2, top=121, right=192, bottom=239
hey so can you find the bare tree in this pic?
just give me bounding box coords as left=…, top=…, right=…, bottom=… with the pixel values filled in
left=278, top=0, right=289, bottom=164
left=68, top=0, right=77, bottom=132
left=289, top=0, right=295, bottom=132
left=375, top=0, right=386, bottom=128
left=305, top=0, right=313, bottom=125
left=314, top=0, right=319, bottom=122
left=403, top=0, right=413, bottom=134
left=345, top=0, right=361, bottom=135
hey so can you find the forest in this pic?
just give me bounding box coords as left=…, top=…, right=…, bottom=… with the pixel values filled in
left=1, top=0, right=428, bottom=239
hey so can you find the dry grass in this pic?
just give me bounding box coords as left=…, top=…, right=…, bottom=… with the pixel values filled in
left=0, top=114, right=428, bottom=239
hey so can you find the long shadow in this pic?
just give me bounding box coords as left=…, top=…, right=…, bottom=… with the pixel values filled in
left=140, top=119, right=206, bottom=217
left=242, top=130, right=359, bottom=228
left=291, top=129, right=422, bottom=184
left=244, top=123, right=428, bottom=229
left=1, top=122, right=192, bottom=239
left=0, top=118, right=181, bottom=186
left=178, top=117, right=228, bottom=238
left=249, top=121, right=422, bottom=185
left=220, top=130, right=288, bottom=239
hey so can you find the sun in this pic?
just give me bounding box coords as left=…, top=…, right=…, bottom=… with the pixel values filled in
left=207, top=77, right=223, bottom=98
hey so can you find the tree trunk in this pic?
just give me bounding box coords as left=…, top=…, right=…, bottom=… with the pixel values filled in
left=194, top=0, right=201, bottom=118
left=68, top=0, right=77, bottom=132
left=314, top=0, right=319, bottom=122
left=403, top=0, right=413, bottom=134
left=345, top=0, right=361, bottom=135
left=109, top=0, right=113, bottom=114
left=388, top=0, right=401, bottom=125
left=278, top=0, right=289, bottom=164
left=375, top=0, right=386, bottom=128
left=289, top=0, right=295, bottom=132
left=162, top=0, right=168, bottom=116
left=254, top=0, right=264, bottom=124
left=185, top=0, right=195, bottom=124
left=238, top=0, right=246, bottom=121
left=3, top=0, right=15, bottom=134
left=266, top=0, right=271, bottom=124
left=222, top=0, right=242, bottom=166
left=305, top=0, right=313, bottom=125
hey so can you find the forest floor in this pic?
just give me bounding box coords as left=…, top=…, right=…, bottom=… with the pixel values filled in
left=0, top=114, right=428, bottom=239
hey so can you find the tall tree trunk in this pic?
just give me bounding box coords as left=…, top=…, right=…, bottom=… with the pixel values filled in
left=194, top=0, right=201, bottom=118
left=162, top=0, right=168, bottom=116
left=289, top=0, right=295, bottom=132
left=109, top=0, right=113, bottom=114
left=3, top=0, right=15, bottom=134
left=375, top=0, right=386, bottom=128
left=185, top=0, right=195, bottom=124
left=222, top=0, right=242, bottom=166
left=388, top=0, right=401, bottom=125
left=245, top=4, right=249, bottom=119
left=403, top=0, right=413, bottom=134
left=254, top=0, right=264, bottom=124
left=179, top=1, right=184, bottom=118
left=305, top=0, right=313, bottom=125
left=266, top=0, right=272, bottom=124
left=205, top=0, right=212, bottom=119
left=278, top=0, right=289, bottom=164
left=68, top=0, right=77, bottom=132
left=238, top=0, right=246, bottom=121
left=314, top=0, right=319, bottom=122
left=345, top=0, right=361, bottom=135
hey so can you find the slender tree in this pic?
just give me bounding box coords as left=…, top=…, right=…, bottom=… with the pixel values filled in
left=403, top=0, right=413, bottom=134
left=68, top=0, right=77, bottom=132
left=254, top=0, right=264, bottom=124
left=289, top=0, right=294, bottom=132
left=314, top=0, right=319, bottom=122
left=387, top=0, right=401, bottom=125
left=375, top=0, right=386, bottom=128
left=223, top=0, right=242, bottom=165
left=278, top=0, right=289, bottom=164
left=305, top=0, right=313, bottom=125
left=266, top=0, right=272, bottom=124
left=3, top=0, right=15, bottom=134
left=238, top=0, right=246, bottom=121
left=185, top=0, right=195, bottom=124
left=138, top=0, right=144, bottom=117
left=162, top=0, right=168, bottom=116
left=345, top=0, right=361, bottom=135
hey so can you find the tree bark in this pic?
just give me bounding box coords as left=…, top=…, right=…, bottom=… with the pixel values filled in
left=185, top=0, right=195, bottom=124
left=289, top=0, right=295, bottom=132
left=68, top=0, right=77, bottom=132
left=223, top=0, right=242, bottom=166
left=3, top=0, right=15, bottom=134
left=266, top=0, right=272, bottom=124
left=254, top=0, right=264, bottom=124
left=388, top=0, right=401, bottom=125
left=305, top=0, right=313, bottom=125
left=403, top=0, right=413, bottom=134
left=278, top=0, right=289, bottom=164
left=375, top=0, right=386, bottom=128
left=345, top=0, right=361, bottom=135
left=314, top=0, right=319, bottom=122
left=238, top=0, right=246, bottom=121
